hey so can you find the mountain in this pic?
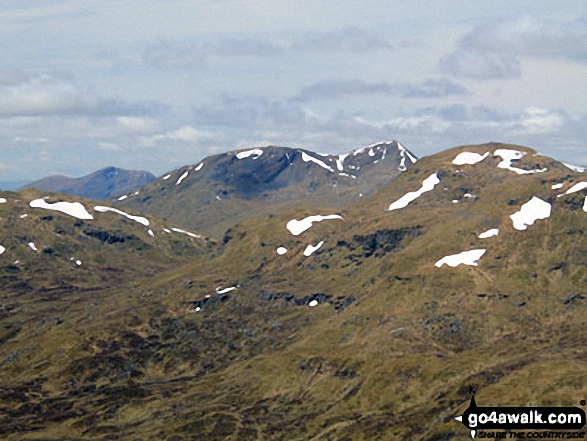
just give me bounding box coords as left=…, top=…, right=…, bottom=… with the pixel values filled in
left=21, top=167, right=156, bottom=200
left=2, top=143, right=587, bottom=440
left=115, top=141, right=417, bottom=236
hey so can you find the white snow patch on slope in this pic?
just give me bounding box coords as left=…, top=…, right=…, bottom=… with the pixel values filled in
left=336, top=153, right=349, bottom=171
left=551, top=183, right=564, bottom=190
left=20, top=214, right=27, bottom=218
left=479, top=228, right=499, bottom=239
left=0, top=245, right=5, bottom=255
left=397, top=142, right=417, bottom=171
left=494, top=149, right=547, bottom=175
left=309, top=299, right=319, bottom=307
left=388, top=173, right=440, bottom=211
left=304, top=241, right=324, bottom=256
left=236, top=149, right=263, bottom=159
left=171, top=227, right=202, bottom=238
left=28, top=242, right=37, bottom=251
left=76, top=260, right=82, bottom=266
left=216, top=286, right=237, bottom=294
left=435, top=249, right=486, bottom=268
left=286, top=214, right=343, bottom=235
left=276, top=247, right=287, bottom=255
left=0, top=198, right=6, bottom=203
left=301, top=152, right=334, bottom=172
left=94, top=206, right=149, bottom=226
left=195, top=162, right=204, bottom=171
left=30, top=199, right=94, bottom=220
left=366, top=140, right=394, bottom=149
left=452, top=152, right=489, bottom=165
left=148, top=229, right=154, bottom=237
left=565, top=182, right=587, bottom=194
left=162, top=174, right=171, bottom=180
left=510, top=197, right=551, bottom=230
left=563, top=163, right=587, bottom=173
left=176, top=171, right=188, bottom=185
left=117, top=195, right=128, bottom=200
left=584, top=197, right=587, bottom=212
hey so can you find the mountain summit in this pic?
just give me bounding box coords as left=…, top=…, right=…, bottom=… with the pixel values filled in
left=21, top=167, right=156, bottom=200
left=116, top=141, right=417, bottom=236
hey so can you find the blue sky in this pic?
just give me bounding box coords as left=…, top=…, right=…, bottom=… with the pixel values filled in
left=1, top=0, right=587, bottom=182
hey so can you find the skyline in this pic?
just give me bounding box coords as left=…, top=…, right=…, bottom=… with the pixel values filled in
left=1, top=1, right=587, bottom=184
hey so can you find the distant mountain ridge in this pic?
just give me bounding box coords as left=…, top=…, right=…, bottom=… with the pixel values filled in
left=115, top=141, right=418, bottom=236
left=21, top=166, right=156, bottom=200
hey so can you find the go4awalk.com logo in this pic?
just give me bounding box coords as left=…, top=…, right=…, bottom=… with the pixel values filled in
left=454, top=394, right=586, bottom=438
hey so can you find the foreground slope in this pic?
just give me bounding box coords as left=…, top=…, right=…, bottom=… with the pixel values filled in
left=22, top=167, right=156, bottom=200
left=2, top=143, right=587, bottom=440
left=115, top=142, right=416, bottom=236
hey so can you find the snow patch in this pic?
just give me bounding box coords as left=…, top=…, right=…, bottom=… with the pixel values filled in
left=563, top=163, right=587, bottom=173
left=236, top=149, right=263, bottom=159
left=276, top=247, right=287, bottom=255
left=94, top=206, right=149, bottom=226
left=20, top=214, right=27, bottom=218
left=28, top=242, right=37, bottom=251
left=30, top=199, right=94, bottom=220
left=565, top=182, right=587, bottom=195
left=0, top=245, right=5, bottom=255
left=286, top=214, right=343, bottom=235
left=478, top=228, right=499, bottom=239
left=162, top=174, right=171, bottom=180
left=76, top=260, right=82, bottom=266
left=510, top=197, right=551, bottom=230
left=304, top=241, right=324, bottom=256
left=551, top=183, right=564, bottom=190
left=171, top=227, right=202, bottom=238
left=302, top=152, right=334, bottom=172
left=435, top=249, right=486, bottom=268
left=388, top=173, right=440, bottom=211
left=216, top=286, right=237, bottom=294
left=336, top=153, right=349, bottom=171
left=148, top=229, right=154, bottom=237
left=0, top=198, right=6, bottom=203
left=176, top=171, right=188, bottom=185
left=397, top=142, right=417, bottom=171
left=494, top=149, right=547, bottom=175
left=452, top=151, right=489, bottom=165
left=195, top=162, right=204, bottom=171
left=117, top=195, right=128, bottom=201
left=309, top=300, right=319, bottom=307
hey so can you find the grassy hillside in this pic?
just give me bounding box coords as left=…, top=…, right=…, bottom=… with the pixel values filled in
left=2, top=144, right=587, bottom=440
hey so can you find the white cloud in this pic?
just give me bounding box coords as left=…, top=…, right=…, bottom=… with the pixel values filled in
left=116, top=116, right=160, bottom=133
left=0, top=74, right=168, bottom=118
left=140, top=125, right=215, bottom=147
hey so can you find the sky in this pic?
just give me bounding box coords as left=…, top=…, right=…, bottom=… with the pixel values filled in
left=1, top=0, right=587, bottom=184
